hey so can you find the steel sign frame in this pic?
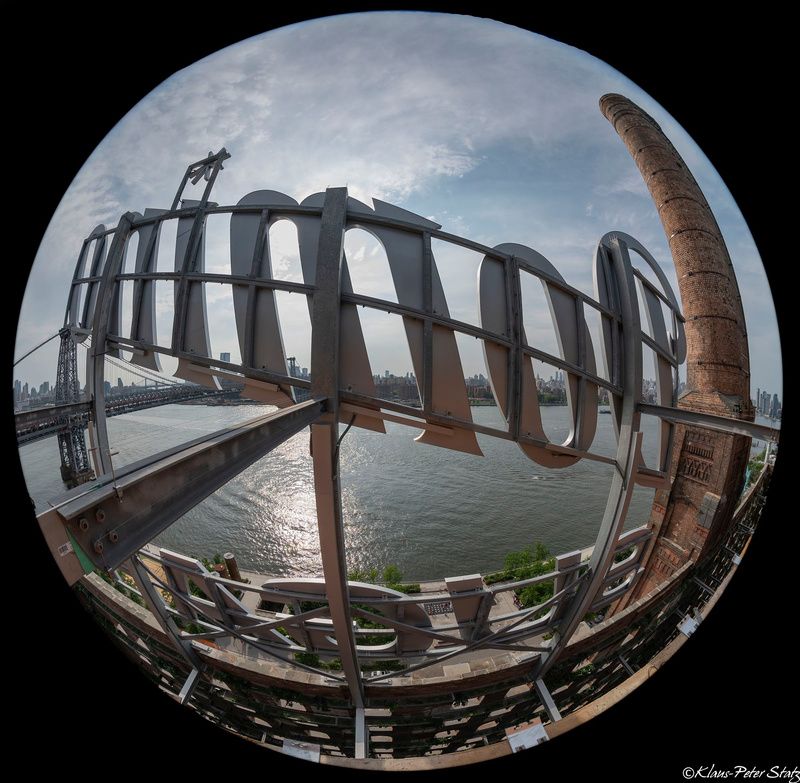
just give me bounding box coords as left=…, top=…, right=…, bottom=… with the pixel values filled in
left=41, top=149, right=773, bottom=754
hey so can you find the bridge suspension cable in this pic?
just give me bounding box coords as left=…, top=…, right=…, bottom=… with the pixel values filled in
left=79, top=337, right=185, bottom=387
left=13, top=330, right=62, bottom=366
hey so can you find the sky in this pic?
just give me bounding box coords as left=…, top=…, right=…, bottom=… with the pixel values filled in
left=13, top=11, right=782, bottom=401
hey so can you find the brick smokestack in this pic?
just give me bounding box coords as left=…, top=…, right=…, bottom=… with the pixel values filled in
left=599, top=94, right=750, bottom=407
left=599, top=94, right=754, bottom=605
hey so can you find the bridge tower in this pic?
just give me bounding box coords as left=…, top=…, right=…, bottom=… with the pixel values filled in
left=55, top=328, right=95, bottom=487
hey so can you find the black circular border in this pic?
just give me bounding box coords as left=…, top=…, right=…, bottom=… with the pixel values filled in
left=6, top=6, right=791, bottom=778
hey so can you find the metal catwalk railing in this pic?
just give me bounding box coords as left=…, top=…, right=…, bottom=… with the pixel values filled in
left=107, top=521, right=650, bottom=685
left=75, top=462, right=771, bottom=761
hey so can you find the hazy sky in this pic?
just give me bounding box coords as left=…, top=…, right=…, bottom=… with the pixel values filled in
left=13, top=12, right=781, bottom=399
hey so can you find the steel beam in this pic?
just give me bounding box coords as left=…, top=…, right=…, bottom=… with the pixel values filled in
left=618, top=655, right=635, bottom=677
left=110, top=275, right=623, bottom=392
left=355, top=707, right=367, bottom=759
left=310, top=187, right=347, bottom=416
left=508, top=256, right=522, bottom=441
left=422, top=232, right=433, bottom=413
left=104, top=335, right=310, bottom=391
left=243, top=207, right=270, bottom=368
left=340, top=389, right=619, bottom=466
left=533, top=236, right=644, bottom=679
left=171, top=201, right=210, bottom=364
left=311, top=423, right=365, bottom=702
left=638, top=402, right=778, bottom=441
left=80, top=233, right=108, bottom=328
left=309, top=187, right=365, bottom=710
left=87, top=213, right=134, bottom=476
left=534, top=678, right=563, bottom=722
left=178, top=668, right=202, bottom=705
left=49, top=399, right=323, bottom=577
left=128, top=556, right=206, bottom=672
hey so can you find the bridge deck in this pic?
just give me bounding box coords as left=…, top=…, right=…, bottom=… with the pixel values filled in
left=15, top=386, right=240, bottom=445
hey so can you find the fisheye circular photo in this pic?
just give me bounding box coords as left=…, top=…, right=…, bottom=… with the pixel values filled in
left=12, top=10, right=785, bottom=773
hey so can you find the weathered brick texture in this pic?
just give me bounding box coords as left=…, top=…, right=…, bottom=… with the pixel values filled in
left=599, top=95, right=754, bottom=607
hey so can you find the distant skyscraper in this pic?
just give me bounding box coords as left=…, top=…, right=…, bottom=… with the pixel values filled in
left=117, top=377, right=124, bottom=388
left=770, top=393, right=780, bottom=419
left=220, top=352, right=231, bottom=363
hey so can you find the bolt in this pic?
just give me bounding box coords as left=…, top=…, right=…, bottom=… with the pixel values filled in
left=79, top=517, right=89, bottom=531
left=93, top=539, right=104, bottom=554
left=109, top=531, right=119, bottom=543
left=96, top=508, right=106, bottom=523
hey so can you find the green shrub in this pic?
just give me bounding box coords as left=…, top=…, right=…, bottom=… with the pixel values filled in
left=294, top=651, right=321, bottom=667
left=348, top=566, right=379, bottom=583
left=746, top=448, right=767, bottom=485
left=614, top=546, right=634, bottom=563
left=348, top=563, right=419, bottom=593
left=480, top=542, right=558, bottom=611
left=486, top=542, right=555, bottom=585
left=517, top=580, right=554, bottom=611
left=382, top=564, right=403, bottom=585
left=188, top=579, right=208, bottom=600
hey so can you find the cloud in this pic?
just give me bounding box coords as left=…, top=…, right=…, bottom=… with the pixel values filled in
left=16, top=11, right=781, bottom=397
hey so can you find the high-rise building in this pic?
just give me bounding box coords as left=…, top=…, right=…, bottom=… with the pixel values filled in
left=117, top=377, right=124, bottom=388
left=220, top=352, right=231, bottom=363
